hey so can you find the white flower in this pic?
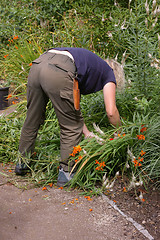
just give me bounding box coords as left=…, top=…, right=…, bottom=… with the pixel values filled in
left=152, top=7, right=157, bottom=16
left=102, top=14, right=105, bottom=22
left=139, top=191, right=143, bottom=200
left=127, top=147, right=136, bottom=161
left=151, top=17, right=158, bottom=28
left=134, top=96, right=138, bottom=101
left=109, top=13, right=113, bottom=21
left=120, top=19, right=128, bottom=30
left=93, top=123, right=105, bottom=136
left=21, top=64, right=25, bottom=71
left=114, top=20, right=120, bottom=27
left=145, top=18, right=148, bottom=27
left=114, top=0, right=118, bottom=6
left=116, top=171, right=119, bottom=177
left=148, top=53, right=152, bottom=58
left=128, top=79, right=131, bottom=84
left=156, top=6, right=160, bottom=16
left=122, top=50, right=127, bottom=58
left=107, top=31, right=113, bottom=38
left=145, top=0, right=150, bottom=15
left=105, top=179, right=116, bottom=189
left=125, top=161, right=130, bottom=169
left=152, top=0, right=157, bottom=11
left=128, top=173, right=136, bottom=190
left=83, top=149, right=87, bottom=154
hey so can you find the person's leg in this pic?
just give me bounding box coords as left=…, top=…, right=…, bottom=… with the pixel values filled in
left=18, top=62, right=49, bottom=167
left=40, top=53, right=84, bottom=172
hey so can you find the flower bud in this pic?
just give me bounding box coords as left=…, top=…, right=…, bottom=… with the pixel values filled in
left=145, top=1, right=150, bottom=15
left=145, top=18, right=148, bottom=27
left=152, top=0, right=157, bottom=12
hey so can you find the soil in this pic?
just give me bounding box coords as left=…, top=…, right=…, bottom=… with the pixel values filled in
left=0, top=106, right=160, bottom=240
left=103, top=177, right=160, bottom=240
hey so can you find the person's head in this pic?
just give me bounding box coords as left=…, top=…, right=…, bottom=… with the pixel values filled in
left=105, top=58, right=125, bottom=91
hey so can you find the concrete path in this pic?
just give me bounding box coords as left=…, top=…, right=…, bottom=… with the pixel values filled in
left=0, top=180, right=147, bottom=240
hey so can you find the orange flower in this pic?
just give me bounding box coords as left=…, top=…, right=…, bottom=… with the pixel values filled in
left=42, top=187, right=47, bottom=191
left=140, top=125, right=147, bottom=133
left=48, top=183, right=53, bottom=187
left=29, top=41, right=31, bottom=44
left=7, top=94, right=12, bottom=99
left=75, top=155, right=83, bottom=163
left=8, top=170, right=12, bottom=172
left=95, top=161, right=106, bottom=171
left=133, top=158, right=142, bottom=167
left=84, top=196, right=92, bottom=201
left=13, top=35, right=19, bottom=40
left=70, top=145, right=82, bottom=157
left=89, top=208, right=93, bottom=212
left=29, top=63, right=32, bottom=66
left=69, top=200, right=74, bottom=204
left=138, top=157, right=144, bottom=162
left=12, top=101, right=16, bottom=105
left=123, top=187, right=127, bottom=192
left=21, top=55, right=23, bottom=58
left=15, top=46, right=18, bottom=49
left=133, top=159, right=138, bottom=167
left=140, top=150, right=146, bottom=156
left=4, top=54, right=9, bottom=58
left=28, top=198, right=32, bottom=201
left=137, top=135, right=145, bottom=140
left=59, top=187, right=63, bottom=190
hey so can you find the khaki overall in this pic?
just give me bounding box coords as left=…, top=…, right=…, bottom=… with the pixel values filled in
left=19, top=51, right=84, bottom=171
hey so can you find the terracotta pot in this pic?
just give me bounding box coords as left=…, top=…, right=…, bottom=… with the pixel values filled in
left=0, top=87, right=9, bottom=110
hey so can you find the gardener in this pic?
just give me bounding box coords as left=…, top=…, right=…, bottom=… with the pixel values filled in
left=15, top=47, right=125, bottom=186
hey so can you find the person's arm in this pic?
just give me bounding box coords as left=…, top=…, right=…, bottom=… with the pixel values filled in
left=103, top=82, right=121, bottom=127
left=83, top=123, right=91, bottom=138
left=83, top=82, right=121, bottom=139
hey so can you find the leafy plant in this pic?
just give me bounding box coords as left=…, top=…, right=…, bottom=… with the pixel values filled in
left=108, top=0, right=160, bottom=113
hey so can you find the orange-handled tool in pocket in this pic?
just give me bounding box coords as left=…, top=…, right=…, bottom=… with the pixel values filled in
left=73, top=79, right=80, bottom=110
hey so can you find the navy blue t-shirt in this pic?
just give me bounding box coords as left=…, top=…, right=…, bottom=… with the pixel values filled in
left=54, top=47, right=116, bottom=95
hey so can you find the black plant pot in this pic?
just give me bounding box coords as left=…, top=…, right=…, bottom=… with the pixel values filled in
left=0, top=87, right=9, bottom=110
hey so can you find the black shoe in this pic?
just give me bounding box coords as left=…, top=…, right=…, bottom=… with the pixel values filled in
left=15, top=163, right=30, bottom=176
